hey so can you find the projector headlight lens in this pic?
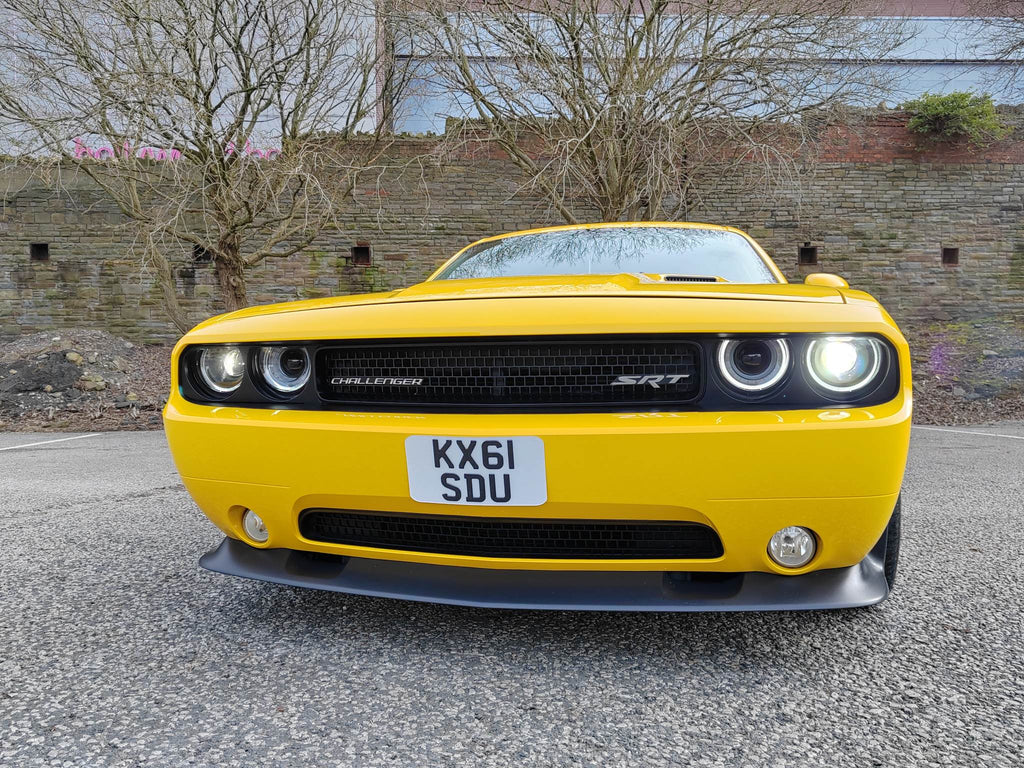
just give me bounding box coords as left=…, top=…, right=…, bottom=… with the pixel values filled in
left=257, top=346, right=310, bottom=394
left=806, top=336, right=883, bottom=393
left=717, top=338, right=790, bottom=392
left=197, top=346, right=246, bottom=393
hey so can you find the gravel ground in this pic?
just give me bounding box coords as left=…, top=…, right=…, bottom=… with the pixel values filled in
left=1, top=428, right=1022, bottom=767
left=907, top=319, right=1024, bottom=425
left=0, top=331, right=168, bottom=432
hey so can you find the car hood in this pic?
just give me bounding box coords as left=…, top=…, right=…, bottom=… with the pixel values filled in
left=217, top=274, right=845, bottom=323
left=182, top=273, right=900, bottom=347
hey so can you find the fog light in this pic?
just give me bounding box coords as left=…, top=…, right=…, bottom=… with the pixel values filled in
left=241, top=509, right=269, bottom=543
left=768, top=526, right=816, bottom=568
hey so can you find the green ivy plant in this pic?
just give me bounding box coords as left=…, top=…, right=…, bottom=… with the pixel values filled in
left=902, top=92, right=1010, bottom=146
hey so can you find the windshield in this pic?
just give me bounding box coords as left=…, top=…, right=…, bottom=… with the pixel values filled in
left=437, top=226, right=778, bottom=283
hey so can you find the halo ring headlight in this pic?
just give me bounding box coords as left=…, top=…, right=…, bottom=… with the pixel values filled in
left=805, top=337, right=883, bottom=393
left=257, top=346, right=311, bottom=394
left=717, top=338, right=791, bottom=393
left=197, top=346, right=246, bottom=394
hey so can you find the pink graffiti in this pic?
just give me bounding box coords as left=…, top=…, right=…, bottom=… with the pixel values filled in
left=225, top=140, right=282, bottom=160
left=72, top=137, right=280, bottom=161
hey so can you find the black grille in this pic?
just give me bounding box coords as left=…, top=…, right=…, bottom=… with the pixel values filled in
left=315, top=336, right=701, bottom=409
left=298, top=509, right=724, bottom=559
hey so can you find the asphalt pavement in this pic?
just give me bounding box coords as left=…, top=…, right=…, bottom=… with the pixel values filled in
left=1, top=426, right=1022, bottom=767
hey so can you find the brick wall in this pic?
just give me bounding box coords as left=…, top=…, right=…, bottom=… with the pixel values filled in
left=2, top=117, right=1023, bottom=342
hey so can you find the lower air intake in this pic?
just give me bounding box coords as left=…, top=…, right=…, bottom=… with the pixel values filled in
left=298, top=509, right=724, bottom=559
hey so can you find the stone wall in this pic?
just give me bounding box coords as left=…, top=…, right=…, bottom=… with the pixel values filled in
left=698, top=160, right=1024, bottom=324
left=2, top=117, right=1024, bottom=342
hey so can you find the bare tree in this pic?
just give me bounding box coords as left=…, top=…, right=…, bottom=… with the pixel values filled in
left=966, top=2, right=1024, bottom=87
left=967, top=1, right=1022, bottom=53
left=0, top=0, right=407, bottom=330
left=408, top=0, right=912, bottom=223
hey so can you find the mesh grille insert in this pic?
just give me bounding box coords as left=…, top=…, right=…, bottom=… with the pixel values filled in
left=315, top=337, right=701, bottom=409
left=298, top=509, right=724, bottom=559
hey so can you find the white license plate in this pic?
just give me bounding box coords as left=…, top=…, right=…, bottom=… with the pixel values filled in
left=405, top=436, right=547, bottom=506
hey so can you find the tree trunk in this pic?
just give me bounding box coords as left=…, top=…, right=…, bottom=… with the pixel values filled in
left=213, top=244, right=248, bottom=312
left=151, top=247, right=192, bottom=334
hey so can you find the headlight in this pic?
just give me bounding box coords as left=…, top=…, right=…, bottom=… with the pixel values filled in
left=805, top=336, right=883, bottom=393
left=257, top=346, right=311, bottom=394
left=197, top=346, right=245, bottom=393
left=717, top=338, right=790, bottom=393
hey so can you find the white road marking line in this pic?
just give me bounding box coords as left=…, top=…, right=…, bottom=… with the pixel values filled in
left=913, top=425, right=1024, bottom=441
left=0, top=433, right=102, bottom=452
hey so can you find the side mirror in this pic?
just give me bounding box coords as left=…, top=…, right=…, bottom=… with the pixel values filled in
left=804, top=272, right=849, bottom=289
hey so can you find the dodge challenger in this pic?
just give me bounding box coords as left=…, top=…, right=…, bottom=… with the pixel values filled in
left=164, top=222, right=911, bottom=611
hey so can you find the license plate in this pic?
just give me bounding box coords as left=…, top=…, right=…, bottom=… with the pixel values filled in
left=405, top=436, right=547, bottom=506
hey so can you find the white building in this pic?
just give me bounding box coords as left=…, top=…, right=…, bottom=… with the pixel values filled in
left=394, top=1, right=1022, bottom=134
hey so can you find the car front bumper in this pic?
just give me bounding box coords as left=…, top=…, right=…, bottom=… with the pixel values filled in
left=199, top=535, right=892, bottom=611
left=166, top=392, right=911, bottom=583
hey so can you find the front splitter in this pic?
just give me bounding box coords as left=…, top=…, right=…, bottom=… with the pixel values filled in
left=199, top=537, right=890, bottom=611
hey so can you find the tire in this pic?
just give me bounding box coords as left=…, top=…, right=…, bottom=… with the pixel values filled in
left=882, top=496, right=901, bottom=590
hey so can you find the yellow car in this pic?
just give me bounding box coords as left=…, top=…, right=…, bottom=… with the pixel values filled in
left=164, top=222, right=910, bottom=611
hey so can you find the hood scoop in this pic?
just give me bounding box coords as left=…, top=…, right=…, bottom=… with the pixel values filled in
left=633, top=273, right=726, bottom=283
left=660, top=274, right=724, bottom=283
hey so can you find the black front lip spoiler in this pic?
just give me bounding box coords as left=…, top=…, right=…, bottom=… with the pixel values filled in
left=199, top=537, right=891, bottom=611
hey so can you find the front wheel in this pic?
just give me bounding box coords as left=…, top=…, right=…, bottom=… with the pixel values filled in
left=882, top=496, right=901, bottom=590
